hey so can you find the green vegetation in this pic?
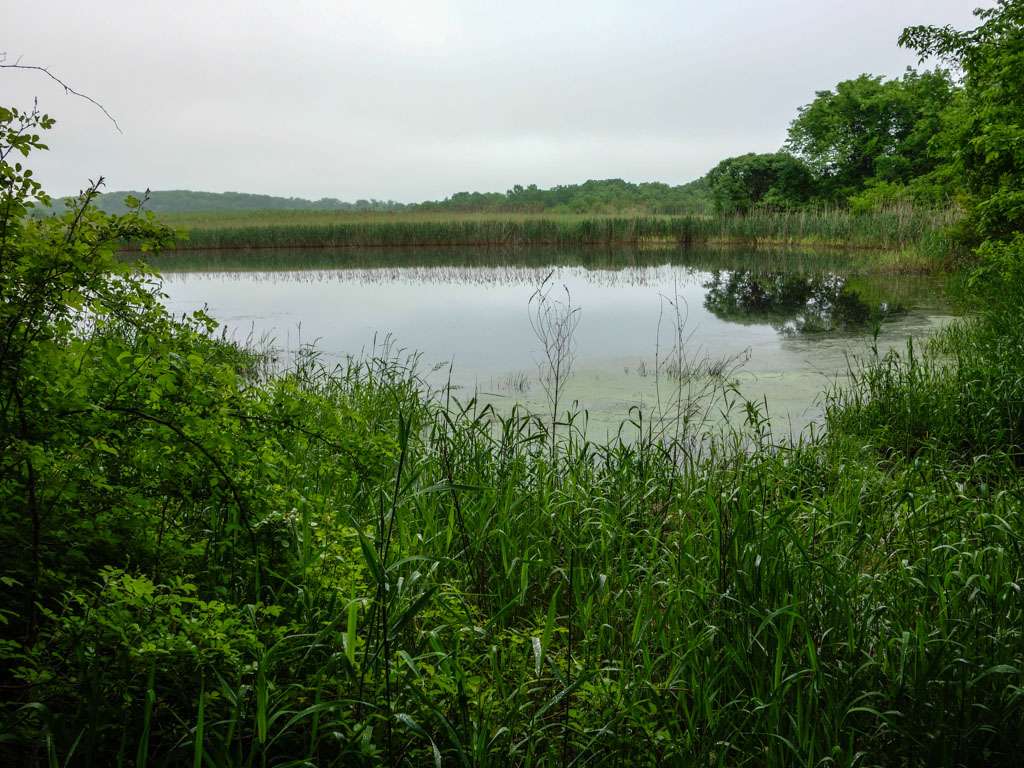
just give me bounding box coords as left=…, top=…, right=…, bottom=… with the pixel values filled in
left=705, top=152, right=816, bottom=214
left=158, top=207, right=958, bottom=265
left=81, top=189, right=408, bottom=214
left=705, top=71, right=958, bottom=213
left=786, top=69, right=958, bottom=204
left=63, top=178, right=712, bottom=217
left=142, top=242, right=945, bottom=284
left=413, top=177, right=711, bottom=214
left=901, top=1, right=1024, bottom=243
left=3, top=3, right=1024, bottom=767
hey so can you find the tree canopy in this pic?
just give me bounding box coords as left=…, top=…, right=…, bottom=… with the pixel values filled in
left=900, top=0, right=1024, bottom=241
left=705, top=152, right=815, bottom=213
left=416, top=177, right=711, bottom=214
left=784, top=69, right=957, bottom=202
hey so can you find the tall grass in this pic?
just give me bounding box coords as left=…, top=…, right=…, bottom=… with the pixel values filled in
left=11, top=280, right=1023, bottom=766
left=157, top=206, right=962, bottom=256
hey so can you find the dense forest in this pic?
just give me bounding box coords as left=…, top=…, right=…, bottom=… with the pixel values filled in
left=3, top=2, right=1024, bottom=767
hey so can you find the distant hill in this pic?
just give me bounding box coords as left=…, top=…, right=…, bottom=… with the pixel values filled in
left=84, top=190, right=408, bottom=214
left=56, top=177, right=711, bottom=216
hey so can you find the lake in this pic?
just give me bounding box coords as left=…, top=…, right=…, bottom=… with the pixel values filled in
left=152, top=246, right=954, bottom=439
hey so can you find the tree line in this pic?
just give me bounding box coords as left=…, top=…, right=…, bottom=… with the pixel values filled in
left=75, top=178, right=712, bottom=216
left=77, top=60, right=982, bottom=219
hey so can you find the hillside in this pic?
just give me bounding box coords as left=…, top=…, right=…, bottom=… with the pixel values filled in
left=84, top=189, right=407, bottom=214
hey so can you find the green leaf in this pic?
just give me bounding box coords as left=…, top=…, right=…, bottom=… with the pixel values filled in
left=540, top=583, right=561, bottom=671
left=193, top=678, right=205, bottom=768
left=396, top=713, right=442, bottom=768
left=389, top=586, right=437, bottom=641
left=345, top=600, right=359, bottom=667
left=356, top=528, right=383, bottom=585
left=255, top=662, right=268, bottom=745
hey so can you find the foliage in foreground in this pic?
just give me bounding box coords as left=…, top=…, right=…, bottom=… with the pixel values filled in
left=3, top=107, right=1024, bottom=768
left=4, top=3, right=1024, bottom=765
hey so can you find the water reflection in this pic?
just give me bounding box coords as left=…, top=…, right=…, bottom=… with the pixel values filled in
left=150, top=245, right=953, bottom=436
left=145, top=244, right=910, bottom=281
left=703, top=271, right=904, bottom=335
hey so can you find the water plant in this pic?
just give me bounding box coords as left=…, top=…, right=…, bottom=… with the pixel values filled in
left=529, top=271, right=582, bottom=461
left=147, top=206, right=962, bottom=261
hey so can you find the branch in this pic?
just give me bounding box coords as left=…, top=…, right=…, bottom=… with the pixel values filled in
left=1, top=54, right=121, bottom=133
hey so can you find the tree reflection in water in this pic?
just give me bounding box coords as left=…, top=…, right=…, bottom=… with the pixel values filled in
left=703, top=270, right=904, bottom=335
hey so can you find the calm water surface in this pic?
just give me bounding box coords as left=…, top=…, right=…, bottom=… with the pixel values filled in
left=153, top=246, right=954, bottom=437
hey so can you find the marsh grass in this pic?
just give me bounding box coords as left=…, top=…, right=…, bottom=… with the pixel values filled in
left=489, top=370, right=532, bottom=394
left=154, top=206, right=963, bottom=259
left=8, top=253, right=1022, bottom=768
left=16, top=288, right=1024, bottom=766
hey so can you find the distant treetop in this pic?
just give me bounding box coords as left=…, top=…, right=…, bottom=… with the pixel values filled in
left=80, top=189, right=408, bottom=214
left=62, top=177, right=712, bottom=216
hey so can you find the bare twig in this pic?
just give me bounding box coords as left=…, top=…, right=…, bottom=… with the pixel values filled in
left=1, top=53, right=121, bottom=132
left=529, top=270, right=581, bottom=465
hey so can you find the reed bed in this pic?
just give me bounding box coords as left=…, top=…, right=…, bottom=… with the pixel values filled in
left=160, top=207, right=962, bottom=256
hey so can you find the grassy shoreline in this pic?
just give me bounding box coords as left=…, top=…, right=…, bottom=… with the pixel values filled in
left=13, top=280, right=1019, bottom=765
left=14, top=177, right=1024, bottom=765
left=154, top=207, right=961, bottom=258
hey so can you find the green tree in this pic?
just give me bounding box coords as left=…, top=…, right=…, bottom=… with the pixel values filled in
left=0, top=100, right=408, bottom=764
left=901, top=0, right=1024, bottom=241
left=785, top=69, right=957, bottom=201
left=415, top=177, right=712, bottom=214
left=705, top=152, right=815, bottom=213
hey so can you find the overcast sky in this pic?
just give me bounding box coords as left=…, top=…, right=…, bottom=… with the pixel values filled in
left=5, top=1, right=984, bottom=202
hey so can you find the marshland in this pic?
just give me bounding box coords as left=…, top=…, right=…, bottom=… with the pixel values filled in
left=3, top=2, right=1024, bottom=767
left=156, top=206, right=959, bottom=257
left=152, top=245, right=953, bottom=437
